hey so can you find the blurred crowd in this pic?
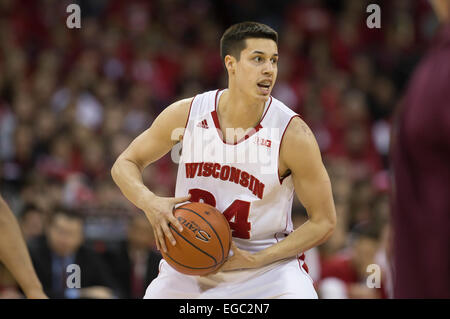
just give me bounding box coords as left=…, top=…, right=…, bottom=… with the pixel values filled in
left=0, top=0, right=439, bottom=298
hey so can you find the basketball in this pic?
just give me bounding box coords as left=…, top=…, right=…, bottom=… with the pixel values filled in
left=161, top=202, right=232, bottom=276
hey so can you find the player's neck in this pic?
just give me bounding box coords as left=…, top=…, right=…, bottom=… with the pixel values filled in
left=217, top=88, right=266, bottom=130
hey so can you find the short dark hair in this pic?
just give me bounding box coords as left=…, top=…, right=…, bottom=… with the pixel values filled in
left=350, top=222, right=381, bottom=243
left=48, top=206, right=84, bottom=225
left=220, top=21, right=278, bottom=62
left=19, top=203, right=42, bottom=220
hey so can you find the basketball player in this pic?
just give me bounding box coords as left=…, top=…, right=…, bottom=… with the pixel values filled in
left=391, top=0, right=450, bottom=298
left=0, top=195, right=47, bottom=298
left=112, top=22, right=336, bottom=298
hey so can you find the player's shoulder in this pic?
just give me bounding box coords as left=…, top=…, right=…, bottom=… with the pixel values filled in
left=264, top=95, right=300, bottom=133
left=267, top=96, right=311, bottom=142
left=185, top=88, right=219, bottom=106
left=280, top=115, right=321, bottom=170
left=269, top=95, right=298, bottom=118
left=161, top=89, right=218, bottom=127
left=282, top=115, right=316, bottom=151
left=153, top=97, right=194, bottom=131
left=193, top=89, right=220, bottom=100
left=187, top=89, right=221, bottom=118
left=168, top=96, right=194, bottom=111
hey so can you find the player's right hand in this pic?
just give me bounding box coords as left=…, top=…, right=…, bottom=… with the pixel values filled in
left=142, top=194, right=191, bottom=253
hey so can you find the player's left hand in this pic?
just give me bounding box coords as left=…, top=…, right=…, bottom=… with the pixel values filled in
left=217, top=241, right=262, bottom=272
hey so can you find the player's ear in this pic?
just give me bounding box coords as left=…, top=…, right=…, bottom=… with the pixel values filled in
left=224, top=55, right=236, bottom=75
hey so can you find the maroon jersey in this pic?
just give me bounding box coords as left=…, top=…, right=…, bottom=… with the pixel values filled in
left=391, top=24, right=450, bottom=298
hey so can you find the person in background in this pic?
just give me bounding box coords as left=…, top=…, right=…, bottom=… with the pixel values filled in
left=104, top=214, right=162, bottom=298
left=390, top=0, right=450, bottom=298
left=0, top=195, right=47, bottom=299
left=319, top=226, right=386, bottom=299
left=19, top=203, right=45, bottom=243
left=28, top=207, right=118, bottom=298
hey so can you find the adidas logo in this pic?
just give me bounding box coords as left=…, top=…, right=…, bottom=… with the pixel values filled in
left=196, top=119, right=209, bottom=129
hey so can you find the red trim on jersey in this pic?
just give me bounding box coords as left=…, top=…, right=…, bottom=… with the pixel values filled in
left=275, top=233, right=310, bottom=274
left=211, top=89, right=272, bottom=145
left=211, top=110, right=221, bottom=131
left=184, top=95, right=197, bottom=130
left=278, top=115, right=300, bottom=185
left=214, top=88, right=223, bottom=109
left=298, top=253, right=309, bottom=273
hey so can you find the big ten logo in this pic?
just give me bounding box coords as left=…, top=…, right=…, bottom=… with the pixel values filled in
left=66, top=4, right=81, bottom=29
left=66, top=264, right=81, bottom=289
left=366, top=264, right=381, bottom=288
left=366, top=4, right=381, bottom=29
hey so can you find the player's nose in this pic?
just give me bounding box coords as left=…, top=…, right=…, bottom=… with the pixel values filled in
left=262, top=61, right=275, bottom=75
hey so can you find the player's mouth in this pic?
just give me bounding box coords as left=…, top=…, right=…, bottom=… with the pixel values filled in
left=257, top=80, right=272, bottom=95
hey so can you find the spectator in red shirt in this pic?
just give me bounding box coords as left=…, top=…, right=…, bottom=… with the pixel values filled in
left=319, top=226, right=386, bottom=298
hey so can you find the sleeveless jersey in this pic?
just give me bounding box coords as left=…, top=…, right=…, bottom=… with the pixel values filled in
left=175, top=89, right=300, bottom=253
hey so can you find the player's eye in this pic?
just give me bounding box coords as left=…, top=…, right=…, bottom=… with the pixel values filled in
left=254, top=56, right=263, bottom=63
left=270, top=58, right=278, bottom=64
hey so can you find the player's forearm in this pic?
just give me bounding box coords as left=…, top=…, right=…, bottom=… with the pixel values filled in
left=111, top=157, right=156, bottom=211
left=0, top=198, right=44, bottom=296
left=254, top=216, right=335, bottom=267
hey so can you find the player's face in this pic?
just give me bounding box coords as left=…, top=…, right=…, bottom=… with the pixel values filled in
left=234, top=38, right=278, bottom=102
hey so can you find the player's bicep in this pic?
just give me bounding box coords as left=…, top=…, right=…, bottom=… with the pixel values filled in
left=281, top=118, right=336, bottom=224
left=118, top=98, right=192, bottom=170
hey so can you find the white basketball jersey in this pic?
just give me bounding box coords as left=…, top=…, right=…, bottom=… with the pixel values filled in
left=175, top=89, right=299, bottom=253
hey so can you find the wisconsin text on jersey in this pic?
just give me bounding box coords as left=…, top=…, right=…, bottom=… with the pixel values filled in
left=185, top=162, right=265, bottom=199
